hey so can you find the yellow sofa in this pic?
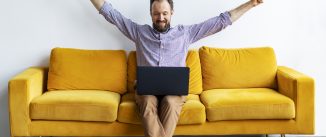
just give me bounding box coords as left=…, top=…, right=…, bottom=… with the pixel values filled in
left=8, top=47, right=314, bottom=137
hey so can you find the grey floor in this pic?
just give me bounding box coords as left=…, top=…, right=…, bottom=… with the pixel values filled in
left=76, top=135, right=321, bottom=137
left=174, top=136, right=320, bottom=137
left=176, top=135, right=270, bottom=137
left=173, top=134, right=318, bottom=137
left=45, top=135, right=322, bottom=137
left=132, top=135, right=319, bottom=137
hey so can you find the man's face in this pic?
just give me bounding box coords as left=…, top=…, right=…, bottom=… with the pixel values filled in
left=151, top=0, right=173, bottom=32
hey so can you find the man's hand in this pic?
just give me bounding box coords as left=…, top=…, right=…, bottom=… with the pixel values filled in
left=251, top=0, right=263, bottom=7
left=229, top=0, right=263, bottom=23
left=91, top=0, right=105, bottom=11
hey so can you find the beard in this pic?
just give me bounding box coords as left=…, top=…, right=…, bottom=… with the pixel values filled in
left=153, top=20, right=170, bottom=33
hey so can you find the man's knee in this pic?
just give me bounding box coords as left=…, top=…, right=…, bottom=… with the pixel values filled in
left=162, top=95, right=186, bottom=107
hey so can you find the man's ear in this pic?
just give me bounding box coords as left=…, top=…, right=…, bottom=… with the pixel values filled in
left=171, top=10, right=174, bottom=15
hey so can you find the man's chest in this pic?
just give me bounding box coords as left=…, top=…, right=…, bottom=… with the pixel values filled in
left=138, top=31, right=189, bottom=53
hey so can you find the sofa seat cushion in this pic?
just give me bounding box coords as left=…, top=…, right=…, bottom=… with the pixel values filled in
left=200, top=88, right=295, bottom=121
left=117, top=93, right=206, bottom=125
left=30, top=90, right=121, bottom=122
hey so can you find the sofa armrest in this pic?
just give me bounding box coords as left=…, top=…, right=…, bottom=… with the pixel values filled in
left=277, top=66, right=314, bottom=133
left=8, top=67, right=47, bottom=136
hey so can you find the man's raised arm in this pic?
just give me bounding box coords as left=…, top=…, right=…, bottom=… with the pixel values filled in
left=90, top=0, right=139, bottom=42
left=91, top=0, right=105, bottom=11
left=229, top=0, right=263, bottom=23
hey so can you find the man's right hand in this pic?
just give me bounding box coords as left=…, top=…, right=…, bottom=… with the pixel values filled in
left=91, top=0, right=105, bottom=11
left=229, top=0, right=263, bottom=23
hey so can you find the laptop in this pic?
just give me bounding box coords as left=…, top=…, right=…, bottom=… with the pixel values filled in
left=136, top=66, right=189, bottom=95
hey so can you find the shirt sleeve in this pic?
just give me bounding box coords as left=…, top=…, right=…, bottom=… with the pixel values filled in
left=186, top=12, right=232, bottom=44
left=99, top=1, right=139, bottom=42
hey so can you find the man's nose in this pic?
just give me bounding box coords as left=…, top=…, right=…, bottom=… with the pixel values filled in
left=159, top=15, right=164, bottom=21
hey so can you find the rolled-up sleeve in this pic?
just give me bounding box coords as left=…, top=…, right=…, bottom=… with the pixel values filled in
left=186, top=11, right=232, bottom=44
left=99, top=2, right=139, bottom=42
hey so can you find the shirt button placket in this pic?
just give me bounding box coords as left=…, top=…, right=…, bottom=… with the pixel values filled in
left=158, top=36, right=162, bottom=66
left=160, top=40, right=164, bottom=66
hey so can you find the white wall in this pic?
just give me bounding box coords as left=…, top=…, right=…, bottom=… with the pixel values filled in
left=1, top=0, right=325, bottom=136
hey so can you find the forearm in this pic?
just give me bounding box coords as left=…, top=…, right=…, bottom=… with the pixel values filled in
left=91, top=0, right=105, bottom=11
left=96, top=0, right=138, bottom=41
left=229, top=1, right=255, bottom=23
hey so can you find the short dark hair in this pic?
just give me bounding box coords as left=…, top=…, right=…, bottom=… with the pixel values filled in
left=150, top=0, right=174, bottom=12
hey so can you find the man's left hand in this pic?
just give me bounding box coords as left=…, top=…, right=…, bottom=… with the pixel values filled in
left=251, top=0, right=263, bottom=7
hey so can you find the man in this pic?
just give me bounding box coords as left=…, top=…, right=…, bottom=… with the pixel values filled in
left=90, top=0, right=263, bottom=137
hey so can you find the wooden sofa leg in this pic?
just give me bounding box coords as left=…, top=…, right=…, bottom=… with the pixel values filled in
left=281, top=134, right=285, bottom=137
left=265, top=134, right=269, bottom=137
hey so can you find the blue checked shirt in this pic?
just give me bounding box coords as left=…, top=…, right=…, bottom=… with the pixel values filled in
left=99, top=1, right=232, bottom=67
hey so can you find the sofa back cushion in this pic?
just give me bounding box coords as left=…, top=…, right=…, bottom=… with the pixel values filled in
left=127, top=50, right=203, bottom=94
left=199, top=46, right=277, bottom=90
left=47, top=48, right=127, bottom=94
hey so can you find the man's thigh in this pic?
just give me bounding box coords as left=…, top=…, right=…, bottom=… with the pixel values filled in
left=134, top=90, right=158, bottom=105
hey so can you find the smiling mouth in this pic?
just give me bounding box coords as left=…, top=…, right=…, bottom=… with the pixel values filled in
left=159, top=23, right=166, bottom=26
left=157, top=20, right=166, bottom=23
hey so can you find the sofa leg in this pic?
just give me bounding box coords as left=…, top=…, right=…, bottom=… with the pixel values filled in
left=281, top=134, right=285, bottom=137
left=265, top=134, right=269, bottom=137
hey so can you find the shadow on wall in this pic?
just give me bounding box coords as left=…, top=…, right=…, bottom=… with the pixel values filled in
left=0, top=87, right=10, bottom=137
left=38, top=55, right=50, bottom=67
